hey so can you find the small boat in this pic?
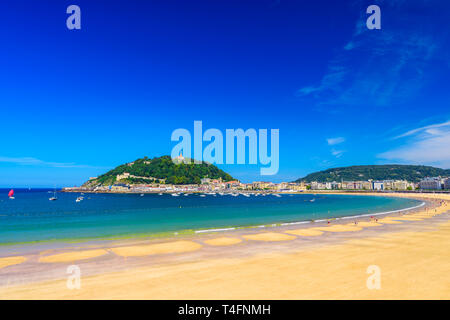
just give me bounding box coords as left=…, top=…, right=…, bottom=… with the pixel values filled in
left=273, top=194, right=281, bottom=198
left=158, top=193, right=163, bottom=195
left=310, top=198, right=315, bottom=202
left=76, top=196, right=84, bottom=202
left=49, top=188, right=58, bottom=201
left=242, top=193, right=250, bottom=197
left=199, top=194, right=206, bottom=197
left=140, top=194, right=144, bottom=197
left=8, top=189, right=15, bottom=200
left=171, top=193, right=180, bottom=197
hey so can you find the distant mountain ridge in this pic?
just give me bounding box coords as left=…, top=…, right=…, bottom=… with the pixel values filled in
left=295, top=165, right=450, bottom=183
left=83, top=155, right=234, bottom=187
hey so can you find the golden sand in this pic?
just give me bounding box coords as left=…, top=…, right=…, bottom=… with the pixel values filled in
left=409, top=214, right=432, bottom=218
left=110, top=240, right=202, bottom=257
left=314, top=225, right=362, bottom=232
left=39, top=250, right=108, bottom=263
left=284, top=228, right=324, bottom=236
left=353, top=221, right=383, bottom=227
left=391, top=216, right=424, bottom=221
left=377, top=218, right=402, bottom=224
left=0, top=193, right=448, bottom=299
left=0, top=256, right=26, bottom=269
left=242, top=232, right=297, bottom=242
left=204, top=237, right=242, bottom=246
left=2, top=221, right=449, bottom=299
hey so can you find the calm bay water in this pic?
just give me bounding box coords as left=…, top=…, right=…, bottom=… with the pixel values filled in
left=0, top=189, right=421, bottom=244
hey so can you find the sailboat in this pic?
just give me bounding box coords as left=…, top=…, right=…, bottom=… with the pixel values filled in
left=273, top=193, right=281, bottom=197
left=8, top=189, right=15, bottom=199
left=49, top=187, right=58, bottom=201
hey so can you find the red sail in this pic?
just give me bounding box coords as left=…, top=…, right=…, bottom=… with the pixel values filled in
left=8, top=189, right=14, bottom=197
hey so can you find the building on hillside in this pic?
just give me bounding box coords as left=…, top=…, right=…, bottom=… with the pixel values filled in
left=357, top=181, right=365, bottom=189
left=310, top=181, right=327, bottom=190
left=383, top=180, right=410, bottom=191
left=383, top=180, right=395, bottom=190
left=343, top=181, right=352, bottom=190
left=172, top=152, right=187, bottom=164
left=341, top=181, right=364, bottom=190
left=320, top=181, right=339, bottom=190
left=111, top=184, right=130, bottom=192
left=362, top=181, right=373, bottom=190
left=372, top=181, right=384, bottom=191
left=252, top=181, right=273, bottom=190
left=419, top=177, right=442, bottom=190
left=225, top=180, right=240, bottom=189
left=444, top=178, right=450, bottom=190
left=284, top=182, right=308, bottom=191
left=393, top=180, right=409, bottom=190
left=116, top=173, right=131, bottom=181
left=201, top=178, right=211, bottom=184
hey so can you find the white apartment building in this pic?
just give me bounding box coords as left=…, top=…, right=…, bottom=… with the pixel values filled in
left=444, top=178, right=450, bottom=190
left=419, top=177, right=442, bottom=190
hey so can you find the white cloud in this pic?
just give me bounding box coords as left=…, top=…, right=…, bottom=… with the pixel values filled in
left=0, top=156, right=95, bottom=169
left=327, top=137, right=345, bottom=145
left=378, top=121, right=450, bottom=168
left=331, top=149, right=345, bottom=158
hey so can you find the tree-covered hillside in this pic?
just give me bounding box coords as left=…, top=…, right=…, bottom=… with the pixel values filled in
left=84, top=156, right=234, bottom=186
left=296, top=165, right=450, bottom=183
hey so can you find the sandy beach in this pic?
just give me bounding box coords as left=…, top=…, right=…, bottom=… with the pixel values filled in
left=0, top=192, right=449, bottom=299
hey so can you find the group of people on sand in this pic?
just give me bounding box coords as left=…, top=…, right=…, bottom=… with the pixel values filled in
left=325, top=198, right=448, bottom=227
left=350, top=215, right=378, bottom=226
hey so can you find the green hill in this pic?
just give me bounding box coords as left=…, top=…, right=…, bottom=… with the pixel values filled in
left=83, top=155, right=234, bottom=186
left=295, top=165, right=450, bottom=183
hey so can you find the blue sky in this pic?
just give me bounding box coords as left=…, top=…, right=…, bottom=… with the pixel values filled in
left=0, top=0, right=449, bottom=187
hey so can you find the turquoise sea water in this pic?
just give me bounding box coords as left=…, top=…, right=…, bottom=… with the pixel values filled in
left=0, top=189, right=421, bottom=245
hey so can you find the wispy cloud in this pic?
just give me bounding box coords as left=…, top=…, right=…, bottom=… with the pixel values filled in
left=331, top=149, right=345, bottom=158
left=0, top=156, right=97, bottom=169
left=297, top=1, right=440, bottom=109
left=326, top=137, right=345, bottom=158
left=378, top=120, right=450, bottom=168
left=392, top=120, right=450, bottom=139
left=327, top=137, right=345, bottom=145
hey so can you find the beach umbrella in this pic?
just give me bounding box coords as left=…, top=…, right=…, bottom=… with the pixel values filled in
left=8, top=189, right=14, bottom=197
